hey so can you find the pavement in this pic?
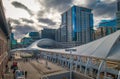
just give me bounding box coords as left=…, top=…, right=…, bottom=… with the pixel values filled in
left=5, top=58, right=68, bottom=79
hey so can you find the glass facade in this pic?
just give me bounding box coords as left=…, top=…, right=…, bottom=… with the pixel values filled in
left=60, top=5, right=93, bottom=44
left=117, top=0, right=120, bottom=11
left=117, top=0, right=120, bottom=30
left=72, top=6, right=77, bottom=41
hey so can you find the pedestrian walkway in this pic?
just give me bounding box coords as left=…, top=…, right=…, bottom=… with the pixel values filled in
left=18, top=61, right=41, bottom=79
left=7, top=58, right=68, bottom=79
left=30, top=59, right=65, bottom=75
left=4, top=73, right=13, bottom=79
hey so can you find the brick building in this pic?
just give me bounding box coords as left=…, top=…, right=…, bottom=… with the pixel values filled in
left=0, top=0, right=10, bottom=78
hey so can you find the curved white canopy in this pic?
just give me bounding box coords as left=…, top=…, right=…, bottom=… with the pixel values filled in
left=11, top=30, right=120, bottom=61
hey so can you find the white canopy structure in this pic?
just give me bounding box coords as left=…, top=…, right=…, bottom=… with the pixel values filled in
left=11, top=30, right=120, bottom=61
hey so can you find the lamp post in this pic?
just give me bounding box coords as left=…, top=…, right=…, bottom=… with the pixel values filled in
left=45, top=53, right=48, bottom=68
left=117, top=71, right=120, bottom=79
left=65, top=48, right=76, bottom=79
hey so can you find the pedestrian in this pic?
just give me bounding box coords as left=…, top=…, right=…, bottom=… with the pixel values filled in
left=1, top=72, right=4, bottom=79
left=5, top=64, right=8, bottom=73
left=25, top=71, right=27, bottom=78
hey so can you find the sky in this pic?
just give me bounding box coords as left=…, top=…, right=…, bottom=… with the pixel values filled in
left=2, top=0, right=117, bottom=39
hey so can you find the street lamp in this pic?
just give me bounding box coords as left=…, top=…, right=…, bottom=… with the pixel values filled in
left=65, top=48, right=76, bottom=79
left=45, top=53, right=48, bottom=68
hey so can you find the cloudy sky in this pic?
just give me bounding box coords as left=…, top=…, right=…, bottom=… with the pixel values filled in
left=2, top=0, right=117, bottom=39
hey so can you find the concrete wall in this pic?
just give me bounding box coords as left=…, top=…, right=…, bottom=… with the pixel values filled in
left=47, top=72, right=70, bottom=79
left=45, top=71, right=93, bottom=79
left=73, top=72, right=93, bottom=79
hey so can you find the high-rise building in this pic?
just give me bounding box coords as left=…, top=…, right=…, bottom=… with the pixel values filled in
left=56, top=5, right=93, bottom=45
left=41, top=28, right=56, bottom=40
left=116, top=0, right=120, bottom=30
left=55, top=28, right=61, bottom=42
left=29, top=32, right=40, bottom=41
left=0, top=0, right=10, bottom=77
left=117, top=0, right=120, bottom=11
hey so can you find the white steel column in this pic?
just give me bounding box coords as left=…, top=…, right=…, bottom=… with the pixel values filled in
left=70, top=51, right=72, bottom=79
left=103, top=61, right=107, bottom=79
left=96, top=60, right=106, bottom=79
left=117, top=71, right=120, bottom=79
left=65, top=58, right=67, bottom=67
left=85, top=58, right=91, bottom=75
left=75, top=57, right=80, bottom=71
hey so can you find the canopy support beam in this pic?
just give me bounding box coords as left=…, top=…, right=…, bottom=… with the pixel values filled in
left=85, top=58, right=91, bottom=75
left=117, top=71, right=120, bottom=79
left=96, top=60, right=106, bottom=79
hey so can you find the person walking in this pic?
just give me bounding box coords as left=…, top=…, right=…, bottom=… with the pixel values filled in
left=25, top=71, right=27, bottom=78
left=1, top=72, right=4, bottom=79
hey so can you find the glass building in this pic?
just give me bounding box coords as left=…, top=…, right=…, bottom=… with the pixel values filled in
left=116, top=0, right=120, bottom=30
left=41, top=28, right=56, bottom=40
left=60, top=6, right=93, bottom=44
left=117, top=0, right=120, bottom=11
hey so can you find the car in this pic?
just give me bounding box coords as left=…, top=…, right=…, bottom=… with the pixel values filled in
left=15, top=70, right=25, bottom=79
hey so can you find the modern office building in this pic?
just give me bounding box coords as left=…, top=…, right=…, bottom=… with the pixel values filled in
left=29, top=32, right=40, bottom=41
left=41, top=28, right=56, bottom=40
left=116, top=0, right=120, bottom=30
left=93, top=19, right=117, bottom=40
left=21, top=37, right=32, bottom=47
left=56, top=5, right=93, bottom=46
left=117, top=0, right=120, bottom=11
left=0, top=0, right=10, bottom=78
left=18, top=32, right=40, bottom=48
left=10, top=33, right=18, bottom=49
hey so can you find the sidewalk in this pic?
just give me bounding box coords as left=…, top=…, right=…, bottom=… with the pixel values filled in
left=4, top=73, right=13, bottom=79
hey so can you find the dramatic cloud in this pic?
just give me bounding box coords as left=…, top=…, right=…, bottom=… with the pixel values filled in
left=2, top=0, right=117, bottom=39
left=38, top=18, right=56, bottom=26
left=38, top=0, right=73, bottom=12
left=9, top=18, right=20, bottom=25
left=12, top=1, right=33, bottom=15
left=94, top=2, right=117, bottom=17
left=13, top=25, right=36, bottom=39
left=20, top=18, right=34, bottom=24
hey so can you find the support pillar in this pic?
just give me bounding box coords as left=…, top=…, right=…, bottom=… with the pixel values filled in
left=79, top=57, right=82, bottom=72
left=75, top=57, right=80, bottom=71
left=104, top=62, right=107, bottom=79
left=75, top=61, right=78, bottom=71
left=96, top=60, right=106, bottom=79
left=65, top=58, right=67, bottom=67
left=90, top=68, right=93, bottom=77
left=117, top=71, right=120, bottom=79
left=85, top=58, right=91, bottom=75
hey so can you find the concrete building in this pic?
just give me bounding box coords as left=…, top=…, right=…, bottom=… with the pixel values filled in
left=116, top=0, right=120, bottom=30
left=93, top=19, right=117, bottom=40
left=56, top=5, right=93, bottom=47
left=0, top=0, right=10, bottom=78
left=41, top=28, right=56, bottom=40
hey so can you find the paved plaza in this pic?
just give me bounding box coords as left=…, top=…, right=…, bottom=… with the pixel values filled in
left=6, top=58, right=68, bottom=79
